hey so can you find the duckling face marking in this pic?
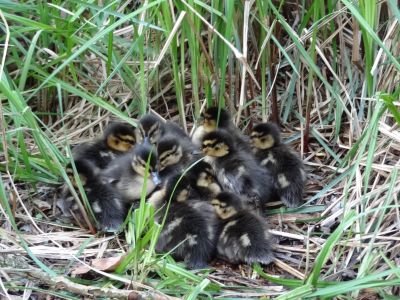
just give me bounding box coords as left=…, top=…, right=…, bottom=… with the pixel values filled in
left=159, top=145, right=183, bottom=170
left=107, top=133, right=135, bottom=152
left=203, top=118, right=217, bottom=132
left=202, top=140, right=229, bottom=157
left=139, top=122, right=160, bottom=145
left=278, top=173, right=290, bottom=188
left=250, top=133, right=275, bottom=150
left=131, top=156, right=155, bottom=177
left=197, top=172, right=221, bottom=195
left=210, top=199, right=237, bottom=219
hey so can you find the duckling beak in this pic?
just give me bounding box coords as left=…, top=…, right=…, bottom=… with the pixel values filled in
left=191, top=149, right=202, bottom=156
left=151, top=171, right=162, bottom=186
left=143, top=136, right=151, bottom=145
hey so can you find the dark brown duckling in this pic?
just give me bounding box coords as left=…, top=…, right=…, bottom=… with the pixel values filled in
left=192, top=107, right=251, bottom=152
left=60, top=159, right=126, bottom=232
left=148, top=173, right=218, bottom=269
left=201, top=129, right=274, bottom=209
left=250, top=123, right=306, bottom=207
left=138, top=113, right=189, bottom=145
left=101, top=143, right=161, bottom=203
left=211, top=191, right=274, bottom=265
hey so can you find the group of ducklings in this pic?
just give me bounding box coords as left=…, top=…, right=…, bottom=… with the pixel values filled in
left=59, top=107, right=306, bottom=269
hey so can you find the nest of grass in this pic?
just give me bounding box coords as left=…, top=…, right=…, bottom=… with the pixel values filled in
left=1, top=1, right=400, bottom=299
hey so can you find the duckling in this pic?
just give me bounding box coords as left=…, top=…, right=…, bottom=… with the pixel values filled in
left=211, top=191, right=274, bottom=265
left=73, top=122, right=137, bottom=169
left=157, top=134, right=198, bottom=181
left=138, top=113, right=189, bottom=145
left=250, top=123, right=306, bottom=207
left=192, top=107, right=250, bottom=152
left=148, top=173, right=218, bottom=269
left=61, top=159, right=126, bottom=232
left=201, top=129, right=274, bottom=209
left=101, top=144, right=161, bottom=203
left=184, top=160, right=222, bottom=201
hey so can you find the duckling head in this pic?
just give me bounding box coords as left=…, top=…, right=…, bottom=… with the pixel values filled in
left=138, top=114, right=163, bottom=145
left=66, top=159, right=98, bottom=187
left=202, top=106, right=232, bottom=132
left=188, top=161, right=221, bottom=195
left=201, top=129, right=234, bottom=158
left=250, top=123, right=281, bottom=150
left=165, top=173, right=192, bottom=203
left=157, top=136, right=184, bottom=171
left=131, top=144, right=161, bottom=185
left=104, top=123, right=137, bottom=152
left=210, top=191, right=244, bottom=219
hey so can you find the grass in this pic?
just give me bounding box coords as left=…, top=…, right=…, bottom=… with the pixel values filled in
left=1, top=0, right=400, bottom=298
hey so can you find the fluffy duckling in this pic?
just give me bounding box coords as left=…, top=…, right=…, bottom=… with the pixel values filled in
left=201, top=129, right=274, bottom=209
left=192, top=107, right=250, bottom=151
left=138, top=113, right=189, bottom=145
left=211, top=191, right=274, bottom=265
left=61, top=159, right=126, bottom=232
left=250, top=123, right=306, bottom=207
left=148, top=173, right=218, bottom=269
left=157, top=134, right=198, bottom=181
left=184, top=160, right=222, bottom=201
left=72, top=122, right=137, bottom=169
left=101, top=144, right=161, bottom=203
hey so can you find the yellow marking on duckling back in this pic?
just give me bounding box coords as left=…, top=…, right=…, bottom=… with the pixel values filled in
left=165, top=217, right=183, bottom=233
left=91, top=201, right=102, bottom=213
left=176, top=189, right=189, bottom=202
left=240, top=233, right=251, bottom=247
left=261, top=153, right=276, bottom=166
left=278, top=173, right=290, bottom=188
left=220, top=220, right=238, bottom=243
left=147, top=188, right=166, bottom=207
left=186, top=234, right=198, bottom=246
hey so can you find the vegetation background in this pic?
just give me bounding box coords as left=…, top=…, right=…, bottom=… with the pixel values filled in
left=0, top=0, right=399, bottom=299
